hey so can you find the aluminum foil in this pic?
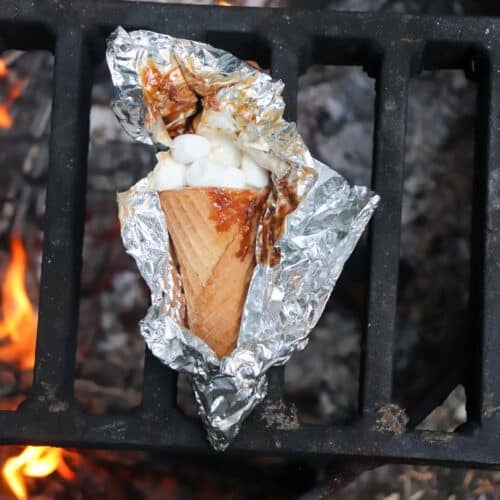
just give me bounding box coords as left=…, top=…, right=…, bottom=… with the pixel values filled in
left=107, top=27, right=379, bottom=450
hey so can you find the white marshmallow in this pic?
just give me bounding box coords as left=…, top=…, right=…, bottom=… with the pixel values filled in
left=155, top=130, right=269, bottom=191
left=153, top=154, right=186, bottom=190
left=219, top=166, right=246, bottom=189
left=171, top=134, right=211, bottom=164
left=186, top=158, right=246, bottom=189
left=185, top=158, right=206, bottom=187
left=208, top=134, right=242, bottom=168
left=241, top=154, right=269, bottom=189
left=186, top=158, right=227, bottom=187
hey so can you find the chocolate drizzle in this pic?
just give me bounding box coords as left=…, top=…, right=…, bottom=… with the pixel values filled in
left=140, top=60, right=198, bottom=137
left=207, top=188, right=268, bottom=261
left=259, top=166, right=316, bottom=267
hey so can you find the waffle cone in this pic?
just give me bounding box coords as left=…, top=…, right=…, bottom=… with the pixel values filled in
left=158, top=187, right=267, bottom=358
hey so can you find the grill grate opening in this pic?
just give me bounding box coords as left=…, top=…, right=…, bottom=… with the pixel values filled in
left=393, top=68, right=475, bottom=429
left=416, top=384, right=467, bottom=432
left=296, top=65, right=374, bottom=187
left=0, top=49, right=53, bottom=413
left=284, top=64, right=375, bottom=425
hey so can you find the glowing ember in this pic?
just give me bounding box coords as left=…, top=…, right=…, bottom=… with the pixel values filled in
left=0, top=236, right=37, bottom=370
left=0, top=57, right=25, bottom=129
left=2, top=447, right=76, bottom=500
left=0, top=106, right=12, bottom=128
left=215, top=0, right=241, bottom=5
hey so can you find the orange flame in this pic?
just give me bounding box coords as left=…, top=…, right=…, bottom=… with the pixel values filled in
left=0, top=107, right=12, bottom=129
left=0, top=58, right=24, bottom=129
left=215, top=0, right=242, bottom=5
left=0, top=238, right=78, bottom=499
left=0, top=236, right=37, bottom=370
left=2, top=447, right=76, bottom=500
left=0, top=59, right=7, bottom=78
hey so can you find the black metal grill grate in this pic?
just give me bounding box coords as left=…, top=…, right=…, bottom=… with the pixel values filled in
left=0, top=1, right=499, bottom=467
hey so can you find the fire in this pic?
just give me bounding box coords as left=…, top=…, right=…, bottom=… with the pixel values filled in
left=0, top=107, right=12, bottom=128
left=2, top=447, right=76, bottom=500
left=0, top=57, right=24, bottom=129
left=0, top=236, right=37, bottom=370
left=215, top=0, right=242, bottom=5
left=0, top=237, right=78, bottom=498
left=0, top=59, right=7, bottom=77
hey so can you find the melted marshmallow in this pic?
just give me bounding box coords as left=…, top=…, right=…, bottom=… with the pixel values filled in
left=152, top=128, right=270, bottom=191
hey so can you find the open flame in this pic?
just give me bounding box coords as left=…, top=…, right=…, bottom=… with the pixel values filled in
left=0, top=237, right=78, bottom=498
left=0, top=59, right=7, bottom=77
left=0, top=57, right=24, bottom=129
left=0, top=236, right=37, bottom=370
left=3, top=447, right=77, bottom=500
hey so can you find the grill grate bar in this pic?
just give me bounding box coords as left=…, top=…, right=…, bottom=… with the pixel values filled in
left=0, top=410, right=489, bottom=467
left=31, top=26, right=91, bottom=407
left=140, top=350, right=178, bottom=417
left=360, top=46, right=412, bottom=415
left=270, top=40, right=300, bottom=122
left=472, top=46, right=500, bottom=430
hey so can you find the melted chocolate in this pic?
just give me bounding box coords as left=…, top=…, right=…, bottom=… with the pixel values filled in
left=207, top=188, right=267, bottom=261
left=139, top=60, right=198, bottom=137
left=259, top=166, right=316, bottom=267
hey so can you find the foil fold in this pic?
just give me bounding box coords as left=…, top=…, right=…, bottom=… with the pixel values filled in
left=108, top=27, right=379, bottom=450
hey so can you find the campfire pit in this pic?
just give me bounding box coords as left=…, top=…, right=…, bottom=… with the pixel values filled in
left=0, top=0, right=500, bottom=497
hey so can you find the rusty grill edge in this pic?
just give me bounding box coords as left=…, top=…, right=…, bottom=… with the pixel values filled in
left=0, top=1, right=499, bottom=467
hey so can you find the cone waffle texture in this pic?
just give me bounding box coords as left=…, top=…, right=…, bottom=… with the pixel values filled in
left=159, top=187, right=266, bottom=358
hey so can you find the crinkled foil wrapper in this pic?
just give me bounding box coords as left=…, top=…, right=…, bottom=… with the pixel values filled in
left=107, top=27, right=380, bottom=451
